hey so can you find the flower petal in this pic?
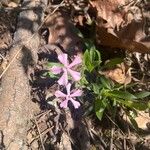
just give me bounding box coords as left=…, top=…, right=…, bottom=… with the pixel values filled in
left=68, top=56, right=82, bottom=68
left=71, top=89, right=82, bottom=97
left=68, top=69, right=81, bottom=81
left=66, top=83, right=71, bottom=95
left=60, top=99, right=68, bottom=108
left=70, top=98, right=80, bottom=109
left=58, top=69, right=68, bottom=85
left=58, top=53, right=68, bottom=66
left=55, top=90, right=66, bottom=98
left=50, top=66, right=62, bottom=74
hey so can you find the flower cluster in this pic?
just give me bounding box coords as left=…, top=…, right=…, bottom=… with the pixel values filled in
left=51, top=53, right=82, bottom=109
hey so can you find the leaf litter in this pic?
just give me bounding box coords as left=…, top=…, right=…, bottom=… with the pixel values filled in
left=0, top=0, right=150, bottom=149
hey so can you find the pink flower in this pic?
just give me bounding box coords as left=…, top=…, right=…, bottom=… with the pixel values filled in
left=55, top=83, right=82, bottom=109
left=51, top=53, right=82, bottom=85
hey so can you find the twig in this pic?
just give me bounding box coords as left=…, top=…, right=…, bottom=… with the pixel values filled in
left=110, top=108, right=116, bottom=150
left=90, top=128, right=107, bottom=149
left=49, top=0, right=65, bottom=15
left=0, top=0, right=65, bottom=79
left=0, top=54, right=6, bottom=61
left=84, top=118, right=106, bottom=149
left=31, top=126, right=54, bottom=143
left=110, top=127, right=114, bottom=150
left=59, top=123, right=75, bottom=145
left=0, top=45, right=22, bottom=79
left=35, top=110, right=52, bottom=119
left=106, top=114, right=125, bottom=136
left=34, top=118, right=45, bottom=150
left=123, top=137, right=127, bottom=150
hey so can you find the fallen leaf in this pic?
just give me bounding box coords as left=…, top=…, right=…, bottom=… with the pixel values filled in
left=90, top=0, right=126, bottom=29
left=45, top=11, right=83, bottom=55
left=90, top=0, right=150, bottom=53
left=123, top=111, right=150, bottom=130
left=100, top=62, right=132, bottom=84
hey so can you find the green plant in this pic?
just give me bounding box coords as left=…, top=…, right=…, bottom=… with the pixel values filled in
left=80, top=43, right=150, bottom=129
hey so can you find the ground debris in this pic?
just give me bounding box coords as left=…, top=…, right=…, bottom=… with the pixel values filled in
left=90, top=0, right=150, bottom=53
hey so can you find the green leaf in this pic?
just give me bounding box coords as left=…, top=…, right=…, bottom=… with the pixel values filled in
left=79, top=76, right=89, bottom=86
left=148, top=101, right=150, bottom=109
left=116, top=82, right=138, bottom=90
left=127, top=110, right=138, bottom=130
left=129, top=110, right=137, bottom=118
left=107, top=90, right=137, bottom=100
left=96, top=108, right=105, bottom=120
left=92, top=83, right=102, bottom=95
left=112, top=98, right=117, bottom=106
left=103, top=58, right=123, bottom=69
left=83, top=49, right=101, bottom=72
left=95, top=98, right=108, bottom=120
left=92, top=84, right=99, bottom=95
left=116, top=99, right=148, bottom=110
left=100, top=76, right=112, bottom=89
left=83, top=50, right=94, bottom=72
left=47, top=62, right=63, bottom=67
left=47, top=72, right=59, bottom=78
left=129, top=116, right=139, bottom=130
left=134, top=91, right=150, bottom=99
left=130, top=102, right=148, bottom=110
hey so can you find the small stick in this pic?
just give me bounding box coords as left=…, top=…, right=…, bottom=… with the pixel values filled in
left=106, top=114, right=125, bottom=136
left=123, top=135, right=126, bottom=150
left=35, top=110, right=52, bottom=119
left=34, top=118, right=45, bottom=150
left=30, top=126, right=54, bottom=143
left=90, top=128, right=107, bottom=149
left=49, top=0, right=65, bottom=15
left=110, top=127, right=114, bottom=150
left=0, top=54, right=6, bottom=61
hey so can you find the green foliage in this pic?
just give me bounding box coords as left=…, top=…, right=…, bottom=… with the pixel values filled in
left=106, top=91, right=137, bottom=100
left=102, top=58, right=123, bottom=69
left=83, top=46, right=101, bottom=72
left=81, top=46, right=150, bottom=128
left=95, top=98, right=108, bottom=120
left=46, top=72, right=59, bottom=79
left=47, top=62, right=63, bottom=67
left=134, top=91, right=150, bottom=99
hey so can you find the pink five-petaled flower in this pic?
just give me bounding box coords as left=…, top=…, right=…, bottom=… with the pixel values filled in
left=51, top=53, right=82, bottom=85
left=55, top=83, right=82, bottom=109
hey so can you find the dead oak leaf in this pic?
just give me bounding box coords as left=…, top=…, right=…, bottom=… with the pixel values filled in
left=44, top=11, right=83, bottom=55
left=99, top=63, right=132, bottom=85
left=90, top=0, right=150, bottom=53
left=90, top=0, right=126, bottom=29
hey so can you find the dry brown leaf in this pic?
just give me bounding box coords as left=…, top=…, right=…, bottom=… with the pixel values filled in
left=123, top=111, right=150, bottom=130
left=45, top=11, right=83, bottom=55
left=90, top=0, right=150, bottom=53
left=100, top=62, right=132, bottom=84
left=90, top=0, right=126, bottom=29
